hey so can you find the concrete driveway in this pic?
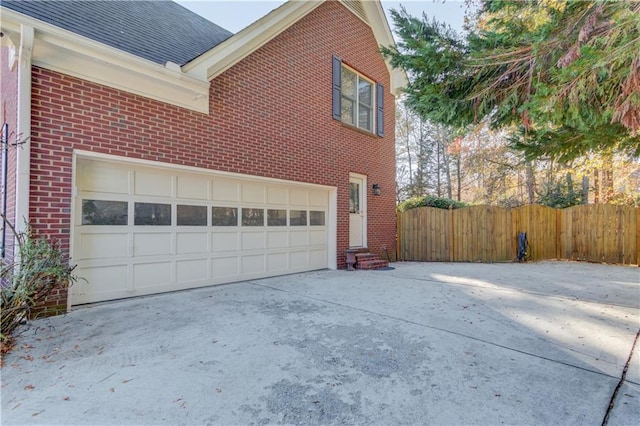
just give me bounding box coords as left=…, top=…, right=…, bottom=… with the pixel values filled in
left=1, top=261, right=639, bottom=425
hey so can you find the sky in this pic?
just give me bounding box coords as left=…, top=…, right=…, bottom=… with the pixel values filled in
left=176, top=0, right=469, bottom=36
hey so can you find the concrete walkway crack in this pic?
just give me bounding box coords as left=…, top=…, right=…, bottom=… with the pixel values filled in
left=601, top=328, right=640, bottom=425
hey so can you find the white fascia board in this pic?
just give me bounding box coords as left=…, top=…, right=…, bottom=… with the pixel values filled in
left=361, top=1, right=407, bottom=95
left=1, top=8, right=211, bottom=114
left=183, top=0, right=323, bottom=81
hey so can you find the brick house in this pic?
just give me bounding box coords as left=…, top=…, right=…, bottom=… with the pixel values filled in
left=0, top=0, right=404, bottom=312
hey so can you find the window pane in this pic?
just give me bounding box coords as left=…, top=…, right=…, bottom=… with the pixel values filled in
left=177, top=205, right=207, bottom=226
left=82, top=200, right=128, bottom=225
left=341, top=68, right=357, bottom=98
left=267, top=209, right=287, bottom=226
left=310, top=211, right=325, bottom=226
left=290, top=210, right=307, bottom=226
left=358, top=79, right=372, bottom=107
left=341, top=98, right=355, bottom=126
left=349, top=183, right=360, bottom=213
left=134, top=202, right=171, bottom=226
left=242, top=208, right=264, bottom=226
left=212, top=207, right=238, bottom=226
left=358, top=104, right=372, bottom=131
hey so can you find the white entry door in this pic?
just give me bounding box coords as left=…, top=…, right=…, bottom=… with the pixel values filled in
left=349, top=174, right=366, bottom=247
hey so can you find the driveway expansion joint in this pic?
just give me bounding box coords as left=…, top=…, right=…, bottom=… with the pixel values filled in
left=602, top=328, right=640, bottom=426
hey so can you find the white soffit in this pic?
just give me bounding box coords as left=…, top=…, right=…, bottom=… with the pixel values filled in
left=0, top=8, right=211, bottom=114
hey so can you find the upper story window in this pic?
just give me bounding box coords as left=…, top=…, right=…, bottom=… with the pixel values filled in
left=332, top=55, right=384, bottom=137
left=341, top=67, right=373, bottom=132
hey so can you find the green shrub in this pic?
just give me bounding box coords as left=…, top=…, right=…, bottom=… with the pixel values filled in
left=1, top=217, right=80, bottom=350
left=397, top=195, right=469, bottom=212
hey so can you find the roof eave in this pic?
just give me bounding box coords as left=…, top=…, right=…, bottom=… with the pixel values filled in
left=0, top=7, right=211, bottom=114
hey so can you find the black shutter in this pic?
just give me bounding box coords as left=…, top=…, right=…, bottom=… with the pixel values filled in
left=376, top=82, right=384, bottom=137
left=332, top=55, right=342, bottom=120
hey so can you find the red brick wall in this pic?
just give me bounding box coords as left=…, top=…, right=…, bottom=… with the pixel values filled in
left=1, top=46, right=18, bottom=260
left=29, top=1, right=397, bottom=308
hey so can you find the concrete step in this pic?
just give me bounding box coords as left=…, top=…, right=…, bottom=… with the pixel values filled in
left=356, top=259, right=390, bottom=270
left=355, top=253, right=378, bottom=262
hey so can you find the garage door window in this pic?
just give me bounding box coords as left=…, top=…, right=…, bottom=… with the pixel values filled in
left=82, top=200, right=128, bottom=225
left=212, top=207, right=238, bottom=226
left=290, top=210, right=307, bottom=226
left=310, top=211, right=325, bottom=226
left=242, top=208, right=264, bottom=226
left=134, top=202, right=171, bottom=225
left=267, top=209, right=287, bottom=226
left=177, top=205, right=207, bottom=226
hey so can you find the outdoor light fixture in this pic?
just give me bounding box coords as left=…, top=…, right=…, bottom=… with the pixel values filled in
left=372, top=184, right=381, bottom=196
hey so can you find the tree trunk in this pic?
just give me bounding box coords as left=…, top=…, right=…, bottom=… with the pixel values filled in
left=456, top=153, right=462, bottom=201
left=593, top=169, right=600, bottom=203
left=582, top=175, right=589, bottom=204
left=525, top=161, right=536, bottom=204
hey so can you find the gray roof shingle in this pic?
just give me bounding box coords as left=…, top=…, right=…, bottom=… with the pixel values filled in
left=1, top=0, right=234, bottom=66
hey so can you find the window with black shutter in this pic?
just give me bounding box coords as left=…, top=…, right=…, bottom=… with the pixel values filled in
left=332, top=56, right=385, bottom=136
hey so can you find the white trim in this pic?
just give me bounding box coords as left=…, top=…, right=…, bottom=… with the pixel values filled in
left=183, top=0, right=322, bottom=80
left=349, top=172, right=367, bottom=248
left=1, top=8, right=211, bottom=114
left=14, top=24, right=33, bottom=236
left=328, top=188, right=338, bottom=269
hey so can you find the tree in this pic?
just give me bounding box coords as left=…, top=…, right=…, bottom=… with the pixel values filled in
left=382, top=1, right=640, bottom=162
left=395, top=97, right=461, bottom=201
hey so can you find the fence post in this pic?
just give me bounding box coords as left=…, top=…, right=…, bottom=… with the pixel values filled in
left=396, top=211, right=402, bottom=262
left=556, top=208, right=562, bottom=260
left=449, top=206, right=455, bottom=261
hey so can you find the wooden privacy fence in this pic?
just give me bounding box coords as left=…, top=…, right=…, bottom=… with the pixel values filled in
left=397, top=205, right=639, bottom=265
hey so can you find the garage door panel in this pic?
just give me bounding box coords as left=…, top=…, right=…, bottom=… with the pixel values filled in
left=290, top=189, right=307, bottom=206
left=309, top=190, right=327, bottom=207
left=289, top=251, right=308, bottom=268
left=310, top=249, right=327, bottom=269
left=213, top=232, right=239, bottom=252
left=135, top=171, right=172, bottom=197
left=290, top=231, right=309, bottom=247
left=134, top=233, right=172, bottom=256
left=212, top=257, right=240, bottom=279
left=133, top=262, right=172, bottom=289
left=242, top=183, right=266, bottom=203
left=177, top=258, right=209, bottom=283
left=177, top=176, right=208, bottom=200
left=267, top=252, right=288, bottom=272
left=79, top=232, right=128, bottom=260
left=242, top=254, right=265, bottom=275
left=241, top=232, right=266, bottom=250
left=81, top=163, right=129, bottom=194
left=309, top=230, right=326, bottom=246
left=177, top=232, right=208, bottom=254
left=267, top=186, right=288, bottom=204
left=267, top=231, right=288, bottom=249
left=212, top=179, right=239, bottom=202
left=74, top=265, right=128, bottom=301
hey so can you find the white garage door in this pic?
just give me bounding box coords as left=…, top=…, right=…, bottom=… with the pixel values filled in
left=71, top=157, right=330, bottom=305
